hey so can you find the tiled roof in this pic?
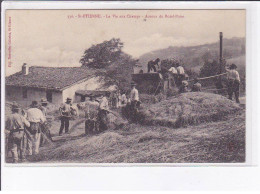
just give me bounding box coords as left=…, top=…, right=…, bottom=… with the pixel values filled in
left=6, top=66, right=96, bottom=91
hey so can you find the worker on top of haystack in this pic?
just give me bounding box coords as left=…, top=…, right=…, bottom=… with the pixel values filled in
left=176, top=63, right=185, bottom=86
left=168, top=63, right=178, bottom=87
left=147, top=58, right=160, bottom=73
left=179, top=80, right=189, bottom=93
left=226, top=63, right=240, bottom=103
left=6, top=102, right=30, bottom=163
left=191, top=78, right=202, bottom=92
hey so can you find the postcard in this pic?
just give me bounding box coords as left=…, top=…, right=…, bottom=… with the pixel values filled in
left=3, top=8, right=246, bottom=165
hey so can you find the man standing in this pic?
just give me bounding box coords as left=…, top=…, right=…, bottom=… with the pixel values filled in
left=26, top=101, right=45, bottom=156
left=176, top=63, right=185, bottom=86
left=168, top=64, right=178, bottom=87
left=59, top=97, right=73, bottom=136
left=6, top=102, right=30, bottom=163
left=121, top=91, right=127, bottom=106
left=39, top=98, right=53, bottom=144
left=85, top=94, right=99, bottom=134
left=147, top=58, right=160, bottom=73
left=39, top=98, right=48, bottom=117
left=130, top=82, right=140, bottom=122
left=226, top=64, right=240, bottom=103
left=98, top=92, right=110, bottom=132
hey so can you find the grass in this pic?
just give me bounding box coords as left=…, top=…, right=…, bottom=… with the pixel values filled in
left=28, top=111, right=245, bottom=163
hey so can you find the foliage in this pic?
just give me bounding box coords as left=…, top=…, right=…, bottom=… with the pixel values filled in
left=95, top=53, right=138, bottom=92
left=80, top=38, right=124, bottom=69
left=80, top=38, right=138, bottom=91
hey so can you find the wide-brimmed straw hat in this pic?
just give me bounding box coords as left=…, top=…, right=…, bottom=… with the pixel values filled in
left=41, top=98, right=48, bottom=104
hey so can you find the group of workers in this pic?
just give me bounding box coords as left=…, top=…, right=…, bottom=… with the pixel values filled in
left=176, top=63, right=241, bottom=103
left=84, top=82, right=140, bottom=134
left=147, top=58, right=241, bottom=103
left=6, top=99, right=49, bottom=163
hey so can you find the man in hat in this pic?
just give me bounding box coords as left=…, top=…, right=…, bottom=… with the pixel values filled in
left=147, top=58, right=160, bottom=73
left=168, top=63, right=178, bottom=87
left=59, top=97, right=73, bottom=135
left=39, top=98, right=48, bottom=117
left=26, top=100, right=46, bottom=156
left=97, top=92, right=110, bottom=132
left=6, top=102, right=30, bottom=163
left=39, top=98, right=53, bottom=145
left=129, top=82, right=140, bottom=122
left=85, top=94, right=99, bottom=134
left=176, top=63, right=185, bottom=86
left=191, top=78, right=202, bottom=92
left=226, top=64, right=240, bottom=103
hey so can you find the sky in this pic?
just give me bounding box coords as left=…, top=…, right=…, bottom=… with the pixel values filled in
left=5, top=10, right=246, bottom=76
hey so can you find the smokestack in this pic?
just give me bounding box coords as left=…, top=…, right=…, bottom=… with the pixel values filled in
left=22, top=63, right=29, bottom=75
left=219, top=32, right=223, bottom=73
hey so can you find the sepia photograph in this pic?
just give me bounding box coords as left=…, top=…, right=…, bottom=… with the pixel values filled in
left=4, top=9, right=246, bottom=164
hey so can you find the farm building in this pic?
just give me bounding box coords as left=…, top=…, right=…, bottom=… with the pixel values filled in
left=5, top=63, right=104, bottom=106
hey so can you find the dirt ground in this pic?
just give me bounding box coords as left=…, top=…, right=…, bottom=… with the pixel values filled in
left=18, top=110, right=245, bottom=164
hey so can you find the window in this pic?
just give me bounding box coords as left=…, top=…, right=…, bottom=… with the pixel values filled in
left=46, top=90, right=52, bottom=103
left=22, top=88, right=27, bottom=99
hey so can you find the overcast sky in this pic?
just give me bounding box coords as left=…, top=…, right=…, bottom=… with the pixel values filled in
left=5, top=10, right=245, bottom=75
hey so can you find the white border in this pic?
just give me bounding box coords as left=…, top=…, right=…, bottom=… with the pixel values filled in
left=1, top=1, right=259, bottom=190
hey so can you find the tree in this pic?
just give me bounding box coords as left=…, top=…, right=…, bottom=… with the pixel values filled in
left=80, top=38, right=124, bottom=68
left=96, top=53, right=138, bottom=92
left=80, top=38, right=137, bottom=91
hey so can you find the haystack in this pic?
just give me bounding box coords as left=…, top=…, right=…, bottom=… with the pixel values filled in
left=139, top=92, right=242, bottom=128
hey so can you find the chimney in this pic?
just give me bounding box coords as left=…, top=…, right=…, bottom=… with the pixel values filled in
left=22, top=63, right=29, bottom=75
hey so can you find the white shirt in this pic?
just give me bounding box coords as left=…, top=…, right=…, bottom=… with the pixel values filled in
left=130, top=88, right=139, bottom=101
left=227, top=69, right=240, bottom=82
left=169, top=67, right=177, bottom=74
left=121, top=94, right=127, bottom=103
left=99, top=97, right=109, bottom=110
left=27, top=108, right=46, bottom=123
left=177, top=66, right=185, bottom=75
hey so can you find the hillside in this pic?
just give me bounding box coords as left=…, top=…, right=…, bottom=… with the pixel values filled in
left=138, top=37, right=245, bottom=74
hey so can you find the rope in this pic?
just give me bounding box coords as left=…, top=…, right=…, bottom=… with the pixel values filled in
left=204, top=87, right=228, bottom=91
left=188, top=73, right=227, bottom=82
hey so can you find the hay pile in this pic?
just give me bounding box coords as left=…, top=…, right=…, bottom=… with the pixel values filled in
left=139, top=92, right=242, bottom=128
left=31, top=112, right=245, bottom=163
